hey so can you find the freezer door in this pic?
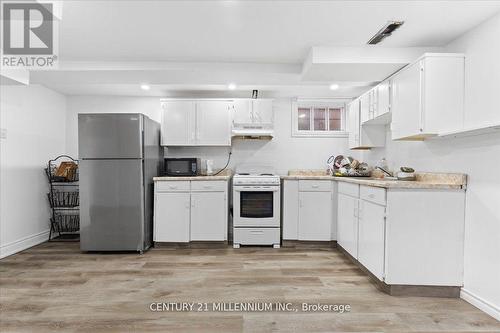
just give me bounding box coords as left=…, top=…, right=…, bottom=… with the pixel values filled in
left=80, top=159, right=145, bottom=251
left=78, top=113, right=143, bottom=159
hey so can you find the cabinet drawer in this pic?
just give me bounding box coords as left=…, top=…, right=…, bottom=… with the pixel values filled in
left=233, top=228, right=280, bottom=245
left=298, top=180, right=332, bottom=192
left=191, top=180, right=227, bottom=192
left=360, top=185, right=386, bottom=206
left=155, top=181, right=190, bottom=192
left=338, top=182, right=359, bottom=197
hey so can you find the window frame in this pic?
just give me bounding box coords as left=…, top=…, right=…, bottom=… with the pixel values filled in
left=292, top=98, right=349, bottom=138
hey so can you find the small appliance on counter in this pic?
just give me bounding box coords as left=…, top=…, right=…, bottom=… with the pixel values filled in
left=205, top=159, right=214, bottom=175
left=164, top=157, right=200, bottom=176
left=397, top=166, right=416, bottom=181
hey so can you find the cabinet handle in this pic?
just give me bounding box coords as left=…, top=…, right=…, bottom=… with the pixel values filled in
left=311, top=185, right=319, bottom=188
left=169, top=185, right=178, bottom=189
left=299, top=199, right=303, bottom=208
left=368, top=194, right=375, bottom=198
left=203, top=185, right=212, bottom=189
left=250, top=230, right=264, bottom=234
left=185, top=201, right=190, bottom=209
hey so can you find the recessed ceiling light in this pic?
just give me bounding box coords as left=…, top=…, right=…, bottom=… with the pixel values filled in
left=228, top=83, right=236, bottom=90
left=329, top=84, right=339, bottom=90
left=140, top=84, right=150, bottom=91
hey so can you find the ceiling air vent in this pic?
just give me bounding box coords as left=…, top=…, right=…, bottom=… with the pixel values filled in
left=367, top=21, right=404, bottom=45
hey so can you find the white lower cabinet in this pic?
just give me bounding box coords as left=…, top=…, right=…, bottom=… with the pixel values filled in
left=298, top=191, right=332, bottom=241
left=358, top=200, right=385, bottom=280
left=283, top=180, right=335, bottom=241
left=154, top=180, right=228, bottom=242
left=337, top=193, right=359, bottom=259
left=154, top=192, right=191, bottom=242
left=337, top=183, right=465, bottom=287
left=190, top=191, right=226, bottom=241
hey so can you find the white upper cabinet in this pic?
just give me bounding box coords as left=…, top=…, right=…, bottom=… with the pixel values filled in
left=359, top=92, right=371, bottom=124
left=232, top=99, right=274, bottom=136
left=196, top=101, right=232, bottom=146
left=348, top=99, right=361, bottom=149
left=161, top=101, right=196, bottom=146
left=161, top=100, right=232, bottom=146
left=391, top=53, right=465, bottom=140
left=376, top=80, right=391, bottom=119
left=348, top=98, right=385, bottom=150
left=251, top=99, right=273, bottom=125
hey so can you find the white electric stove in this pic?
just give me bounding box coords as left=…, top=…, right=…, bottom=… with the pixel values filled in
left=232, top=166, right=281, bottom=248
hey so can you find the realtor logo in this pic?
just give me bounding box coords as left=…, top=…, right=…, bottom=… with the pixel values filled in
left=1, top=2, right=58, bottom=68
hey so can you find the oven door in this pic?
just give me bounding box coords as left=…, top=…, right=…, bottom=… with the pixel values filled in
left=233, top=186, right=280, bottom=227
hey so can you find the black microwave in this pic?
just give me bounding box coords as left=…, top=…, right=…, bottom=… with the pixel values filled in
left=164, top=158, right=200, bottom=176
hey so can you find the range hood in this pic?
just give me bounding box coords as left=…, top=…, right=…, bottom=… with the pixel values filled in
left=231, top=127, right=274, bottom=139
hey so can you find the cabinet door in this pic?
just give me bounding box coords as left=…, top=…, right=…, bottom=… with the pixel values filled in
left=154, top=192, right=190, bottom=242
left=337, top=193, right=358, bottom=258
left=232, top=100, right=253, bottom=125
left=348, top=100, right=360, bottom=149
left=283, top=180, right=299, bottom=240
left=196, top=101, right=231, bottom=146
left=377, top=80, right=390, bottom=117
left=369, top=88, right=377, bottom=119
left=391, top=61, right=422, bottom=140
left=161, top=101, right=195, bottom=146
left=252, top=100, right=273, bottom=124
left=190, top=191, right=226, bottom=241
left=298, top=191, right=332, bottom=241
left=358, top=200, right=386, bottom=280
left=360, top=93, right=370, bottom=123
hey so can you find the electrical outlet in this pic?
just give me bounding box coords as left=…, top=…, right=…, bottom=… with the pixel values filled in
left=0, top=128, right=7, bottom=140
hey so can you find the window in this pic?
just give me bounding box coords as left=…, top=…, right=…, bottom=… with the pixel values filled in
left=292, top=99, right=348, bottom=137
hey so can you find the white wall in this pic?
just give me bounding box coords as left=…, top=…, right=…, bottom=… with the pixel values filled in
left=65, top=96, right=162, bottom=157
left=361, top=12, right=500, bottom=319
left=66, top=97, right=348, bottom=175
left=0, top=84, right=67, bottom=258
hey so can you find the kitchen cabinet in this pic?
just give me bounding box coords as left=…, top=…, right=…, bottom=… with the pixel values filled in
left=196, top=101, right=232, bottom=146
left=348, top=99, right=361, bottom=149
left=337, top=192, right=359, bottom=259
left=282, top=179, right=336, bottom=241
left=348, top=99, right=385, bottom=150
left=358, top=199, right=386, bottom=280
left=154, top=192, right=190, bottom=242
left=337, top=182, right=465, bottom=288
left=161, top=101, right=195, bottom=146
left=376, top=80, right=391, bottom=119
left=298, top=191, right=332, bottom=241
left=161, top=100, right=232, bottom=146
left=154, top=180, right=228, bottom=242
left=190, top=191, right=226, bottom=241
left=391, top=53, right=464, bottom=140
left=360, top=92, right=370, bottom=124
left=232, top=99, right=274, bottom=129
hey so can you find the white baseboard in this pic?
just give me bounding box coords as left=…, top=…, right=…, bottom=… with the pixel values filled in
left=0, top=230, right=49, bottom=259
left=461, top=288, right=500, bottom=321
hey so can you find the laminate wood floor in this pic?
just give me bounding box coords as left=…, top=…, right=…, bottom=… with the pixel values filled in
left=1, top=242, right=499, bottom=332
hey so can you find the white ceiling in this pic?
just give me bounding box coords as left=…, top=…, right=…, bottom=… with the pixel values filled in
left=24, top=0, right=500, bottom=97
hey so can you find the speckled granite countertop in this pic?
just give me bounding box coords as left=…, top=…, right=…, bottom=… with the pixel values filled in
left=282, top=170, right=467, bottom=190
left=153, top=169, right=232, bottom=181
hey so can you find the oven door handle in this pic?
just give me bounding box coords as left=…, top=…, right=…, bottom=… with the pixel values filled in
left=234, top=186, right=279, bottom=192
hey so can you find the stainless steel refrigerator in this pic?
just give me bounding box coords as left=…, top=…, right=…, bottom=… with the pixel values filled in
left=78, top=113, right=161, bottom=252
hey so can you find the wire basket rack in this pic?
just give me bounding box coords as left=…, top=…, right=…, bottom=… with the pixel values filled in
left=47, top=190, right=79, bottom=208
left=46, top=155, right=80, bottom=241
left=51, top=213, right=80, bottom=234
